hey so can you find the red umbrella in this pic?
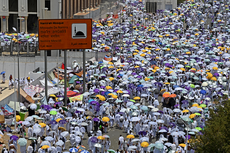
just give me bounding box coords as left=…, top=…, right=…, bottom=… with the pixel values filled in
left=67, top=91, right=78, bottom=97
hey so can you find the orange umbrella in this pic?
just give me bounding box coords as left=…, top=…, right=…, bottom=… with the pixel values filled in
left=169, top=94, right=177, bottom=98
left=163, top=92, right=170, bottom=98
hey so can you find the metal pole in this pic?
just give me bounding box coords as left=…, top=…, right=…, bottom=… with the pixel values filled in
left=17, top=20, right=20, bottom=102
left=64, top=50, right=67, bottom=105
left=45, top=50, right=48, bottom=100
left=83, top=49, right=86, bottom=93
left=13, top=57, right=16, bottom=131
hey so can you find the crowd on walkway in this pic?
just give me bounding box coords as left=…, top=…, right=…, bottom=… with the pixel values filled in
left=1, top=0, right=230, bottom=152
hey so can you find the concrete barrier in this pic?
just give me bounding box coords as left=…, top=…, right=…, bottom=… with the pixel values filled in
left=0, top=51, right=107, bottom=80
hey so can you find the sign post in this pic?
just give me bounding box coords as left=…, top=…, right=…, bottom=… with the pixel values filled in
left=39, top=19, right=92, bottom=105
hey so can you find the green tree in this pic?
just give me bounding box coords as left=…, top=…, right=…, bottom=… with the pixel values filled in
left=191, top=99, right=230, bottom=152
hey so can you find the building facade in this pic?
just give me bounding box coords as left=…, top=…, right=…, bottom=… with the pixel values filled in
left=145, top=0, right=177, bottom=13
left=62, top=0, right=101, bottom=19
left=0, top=0, right=61, bottom=33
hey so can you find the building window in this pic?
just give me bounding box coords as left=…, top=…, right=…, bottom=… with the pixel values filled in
left=45, top=0, right=51, bottom=11
left=28, top=0, right=37, bottom=12
left=146, top=2, right=157, bottom=13
left=9, top=0, right=18, bottom=12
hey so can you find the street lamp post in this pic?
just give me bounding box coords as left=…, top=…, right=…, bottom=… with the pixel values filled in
left=42, top=8, right=48, bottom=100
left=13, top=17, right=24, bottom=103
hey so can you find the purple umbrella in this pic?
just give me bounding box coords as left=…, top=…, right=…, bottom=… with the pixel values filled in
left=185, top=135, right=191, bottom=139
left=55, top=102, right=62, bottom=105
left=94, top=89, right=100, bottom=93
left=158, top=110, right=164, bottom=114
left=161, top=126, right=168, bottom=132
left=90, top=101, right=99, bottom=105
left=90, top=137, right=98, bottom=143
left=59, top=120, right=67, bottom=124
left=214, top=73, right=219, bottom=77
left=10, top=135, right=19, bottom=141
left=50, top=120, right=57, bottom=124
left=138, top=131, right=147, bottom=136
left=93, top=118, right=99, bottom=122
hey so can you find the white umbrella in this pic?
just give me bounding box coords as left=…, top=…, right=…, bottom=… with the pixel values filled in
left=131, top=139, right=140, bottom=143
left=56, top=140, right=64, bottom=146
left=156, top=120, right=164, bottom=124
left=61, top=131, right=69, bottom=137
left=80, top=122, right=88, bottom=126
left=140, top=137, right=149, bottom=142
left=45, top=136, right=54, bottom=141
left=30, top=104, right=37, bottom=110
left=152, top=108, right=159, bottom=112
left=173, top=109, right=181, bottom=113
left=40, top=141, right=51, bottom=146
left=33, top=128, right=41, bottom=134
left=94, top=143, right=102, bottom=148
left=25, top=117, right=33, bottom=122
left=75, top=131, right=82, bottom=136
left=131, top=117, right=140, bottom=122
left=159, top=129, right=167, bottom=133
left=77, top=108, right=85, bottom=112
left=40, top=110, right=47, bottom=114
left=22, top=121, right=30, bottom=126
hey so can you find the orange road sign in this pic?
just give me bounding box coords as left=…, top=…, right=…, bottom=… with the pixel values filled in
left=38, top=19, right=92, bottom=50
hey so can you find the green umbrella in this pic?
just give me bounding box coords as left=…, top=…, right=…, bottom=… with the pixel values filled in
left=130, top=99, right=135, bottom=102
left=182, top=117, right=192, bottom=122
left=190, top=84, right=195, bottom=88
left=107, top=149, right=116, bottom=153
left=195, top=127, right=202, bottom=131
left=28, top=137, right=37, bottom=140
left=130, top=105, right=138, bottom=110
left=200, top=104, right=206, bottom=108
left=148, top=76, right=154, bottom=79
left=185, top=65, right=191, bottom=68
left=50, top=111, right=57, bottom=115
left=26, top=36, right=30, bottom=39
left=195, top=113, right=201, bottom=116
left=155, top=142, right=164, bottom=149
left=18, top=138, right=27, bottom=146
left=62, top=107, right=68, bottom=112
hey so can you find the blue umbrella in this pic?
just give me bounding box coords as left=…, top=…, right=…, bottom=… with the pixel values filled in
left=200, top=90, right=206, bottom=95
left=0, top=71, right=5, bottom=75
left=80, top=150, right=89, bottom=153
left=50, top=120, right=57, bottom=124
left=69, top=148, right=78, bottom=152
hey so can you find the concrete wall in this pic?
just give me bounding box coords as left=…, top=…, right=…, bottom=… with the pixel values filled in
left=0, top=51, right=107, bottom=80
left=0, top=92, right=17, bottom=107
left=145, top=0, right=177, bottom=11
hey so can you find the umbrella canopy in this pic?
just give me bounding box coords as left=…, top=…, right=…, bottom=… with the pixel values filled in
left=18, top=138, right=27, bottom=146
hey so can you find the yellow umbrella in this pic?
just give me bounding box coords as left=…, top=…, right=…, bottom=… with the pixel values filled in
left=108, top=93, right=114, bottom=96
left=211, top=77, right=217, bottom=81
left=186, top=52, right=191, bottom=55
left=106, top=86, right=112, bottom=90
left=126, top=135, right=135, bottom=139
left=155, top=48, right=160, bottom=51
left=182, top=109, right=189, bottom=113
left=30, top=33, right=35, bottom=37
left=134, top=97, right=141, bottom=100
left=191, top=68, right=196, bottom=71
left=41, top=145, right=50, bottom=149
left=111, top=95, right=118, bottom=99
left=135, top=66, right=140, bottom=68
left=102, top=117, right=110, bottom=122
left=101, top=44, right=105, bottom=46
left=109, top=66, right=114, bottom=69
left=39, top=123, right=46, bottom=128
left=97, top=136, right=105, bottom=140
left=165, top=34, right=170, bottom=37
left=108, top=62, right=113, bottom=65
left=56, top=118, right=63, bottom=122
left=49, top=94, right=56, bottom=97
left=145, top=78, right=150, bottom=81
left=179, top=144, right=186, bottom=147
left=141, top=142, right=149, bottom=147
left=58, top=127, right=66, bottom=131
left=99, top=96, right=106, bottom=101
left=117, top=90, right=123, bottom=93
left=117, top=69, right=122, bottom=71
left=133, top=53, right=138, bottom=55
left=165, top=68, right=170, bottom=70
left=166, top=48, right=170, bottom=51
left=140, top=54, right=146, bottom=57
left=109, top=77, right=114, bottom=81
left=154, top=66, right=159, bottom=70
left=189, top=114, right=196, bottom=119
left=192, top=103, right=199, bottom=107
left=164, top=82, right=170, bottom=85
left=212, top=67, right=218, bottom=70
left=195, top=33, right=199, bottom=36
left=16, top=115, right=21, bottom=122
